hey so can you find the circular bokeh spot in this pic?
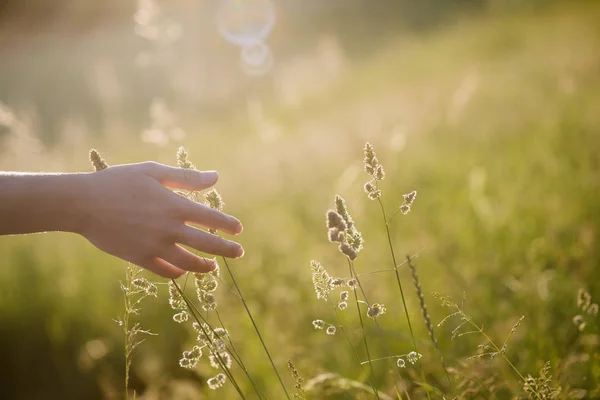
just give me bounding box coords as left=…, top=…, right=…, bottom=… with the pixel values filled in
left=240, top=42, right=274, bottom=76
left=217, top=0, right=276, bottom=47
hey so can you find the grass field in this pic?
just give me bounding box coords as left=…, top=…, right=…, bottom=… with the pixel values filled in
left=1, top=1, right=600, bottom=399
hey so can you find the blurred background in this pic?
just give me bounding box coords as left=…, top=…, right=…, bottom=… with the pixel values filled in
left=1, top=0, right=599, bottom=398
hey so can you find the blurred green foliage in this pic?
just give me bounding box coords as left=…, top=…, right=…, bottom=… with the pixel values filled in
left=0, top=1, right=599, bottom=399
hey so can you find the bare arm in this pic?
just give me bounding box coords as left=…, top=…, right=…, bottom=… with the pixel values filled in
left=0, top=162, right=244, bottom=278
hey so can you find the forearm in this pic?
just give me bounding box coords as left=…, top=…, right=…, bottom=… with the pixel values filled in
left=0, top=172, right=90, bottom=235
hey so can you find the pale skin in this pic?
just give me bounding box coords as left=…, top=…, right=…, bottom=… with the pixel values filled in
left=0, top=161, right=244, bottom=278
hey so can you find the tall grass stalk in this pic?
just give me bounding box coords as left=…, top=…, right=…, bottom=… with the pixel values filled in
left=220, top=256, right=291, bottom=399
left=434, top=293, right=543, bottom=400
left=326, top=293, right=381, bottom=398
left=89, top=150, right=157, bottom=399
left=376, top=196, right=432, bottom=399
left=119, top=264, right=157, bottom=400
left=347, top=259, right=408, bottom=398
left=345, top=262, right=381, bottom=400
left=176, top=146, right=289, bottom=398
left=214, top=309, right=265, bottom=399
left=407, top=256, right=453, bottom=392
left=171, top=279, right=248, bottom=398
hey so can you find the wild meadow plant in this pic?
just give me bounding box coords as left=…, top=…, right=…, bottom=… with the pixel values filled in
left=89, top=149, right=158, bottom=400
left=309, top=142, right=435, bottom=399
left=432, top=292, right=559, bottom=399
left=168, top=146, right=290, bottom=399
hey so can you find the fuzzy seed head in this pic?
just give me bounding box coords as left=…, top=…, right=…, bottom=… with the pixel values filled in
left=339, top=242, right=358, bottom=261
left=132, top=277, right=158, bottom=297
left=331, top=278, right=346, bottom=288
left=375, top=165, right=385, bottom=181
left=313, top=320, right=325, bottom=330
left=173, top=311, right=189, bottom=323
left=407, top=351, right=422, bottom=364
left=326, top=210, right=347, bottom=231
left=213, top=328, right=228, bottom=339
left=89, top=149, right=109, bottom=171
left=400, top=205, right=411, bottom=215
left=328, top=228, right=345, bottom=243
left=397, top=358, right=406, bottom=368
left=577, top=288, right=592, bottom=311
left=345, top=230, right=364, bottom=253
left=176, top=146, right=196, bottom=170
left=207, top=373, right=227, bottom=390
left=337, top=301, right=348, bottom=310
left=403, top=190, right=417, bottom=206
left=364, top=181, right=382, bottom=200
left=363, top=142, right=380, bottom=177
left=204, top=189, right=224, bottom=211
left=334, top=195, right=354, bottom=229
left=347, top=279, right=358, bottom=288
left=168, top=281, right=187, bottom=320
left=311, top=261, right=334, bottom=300
left=573, top=315, right=586, bottom=331
left=367, top=189, right=382, bottom=200
left=340, top=291, right=349, bottom=301
left=367, top=303, right=387, bottom=319
left=326, top=326, right=337, bottom=335
left=209, top=351, right=232, bottom=369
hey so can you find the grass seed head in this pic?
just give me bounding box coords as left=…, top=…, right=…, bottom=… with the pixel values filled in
left=367, top=303, right=387, bottom=319
left=403, top=190, right=417, bottom=206
left=205, top=189, right=224, bottom=212
left=89, top=149, right=109, bottom=171
left=328, top=228, right=345, bottom=243
left=312, top=320, right=325, bottom=330
left=326, top=210, right=347, bottom=231
left=363, top=142, right=384, bottom=181
left=207, top=373, right=227, bottom=390
left=407, top=351, right=422, bottom=364
left=339, top=242, right=358, bottom=260
left=176, top=146, right=196, bottom=170
left=311, top=261, right=334, bottom=300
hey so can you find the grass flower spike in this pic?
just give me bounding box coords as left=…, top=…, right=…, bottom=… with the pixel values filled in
left=367, top=303, right=387, bottom=319
left=89, top=149, right=109, bottom=171
left=311, top=260, right=334, bottom=300
left=168, top=280, right=189, bottom=323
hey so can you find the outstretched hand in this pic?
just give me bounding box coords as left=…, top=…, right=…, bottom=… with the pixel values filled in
left=79, top=161, right=243, bottom=278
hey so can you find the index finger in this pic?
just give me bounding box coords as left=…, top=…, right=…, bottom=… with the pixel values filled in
left=175, top=195, right=243, bottom=235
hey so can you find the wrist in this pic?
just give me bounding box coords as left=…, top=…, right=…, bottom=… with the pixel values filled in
left=61, top=172, right=95, bottom=235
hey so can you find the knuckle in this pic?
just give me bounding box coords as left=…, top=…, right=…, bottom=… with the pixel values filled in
left=140, top=161, right=161, bottom=174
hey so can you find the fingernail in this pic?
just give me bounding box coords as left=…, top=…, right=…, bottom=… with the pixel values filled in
left=202, top=171, right=218, bottom=184
left=235, top=245, right=245, bottom=258
left=235, top=222, right=244, bottom=234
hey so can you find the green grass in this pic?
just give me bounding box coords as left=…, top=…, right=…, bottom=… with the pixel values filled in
left=1, top=1, right=599, bottom=398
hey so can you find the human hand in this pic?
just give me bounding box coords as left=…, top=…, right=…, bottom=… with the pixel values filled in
left=77, top=161, right=243, bottom=278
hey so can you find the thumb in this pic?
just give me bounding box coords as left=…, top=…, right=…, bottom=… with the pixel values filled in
left=143, top=162, right=218, bottom=191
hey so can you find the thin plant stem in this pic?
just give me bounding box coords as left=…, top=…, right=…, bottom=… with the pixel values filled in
left=171, top=280, right=247, bottom=399
left=221, top=257, right=291, bottom=400
left=377, top=197, right=432, bottom=400
left=459, top=313, right=543, bottom=400
left=347, top=261, right=381, bottom=400
left=348, top=260, right=406, bottom=396
left=406, top=256, right=454, bottom=393
left=327, top=294, right=380, bottom=398
left=350, top=248, right=427, bottom=280
left=123, top=267, right=132, bottom=400
left=215, top=309, right=265, bottom=399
